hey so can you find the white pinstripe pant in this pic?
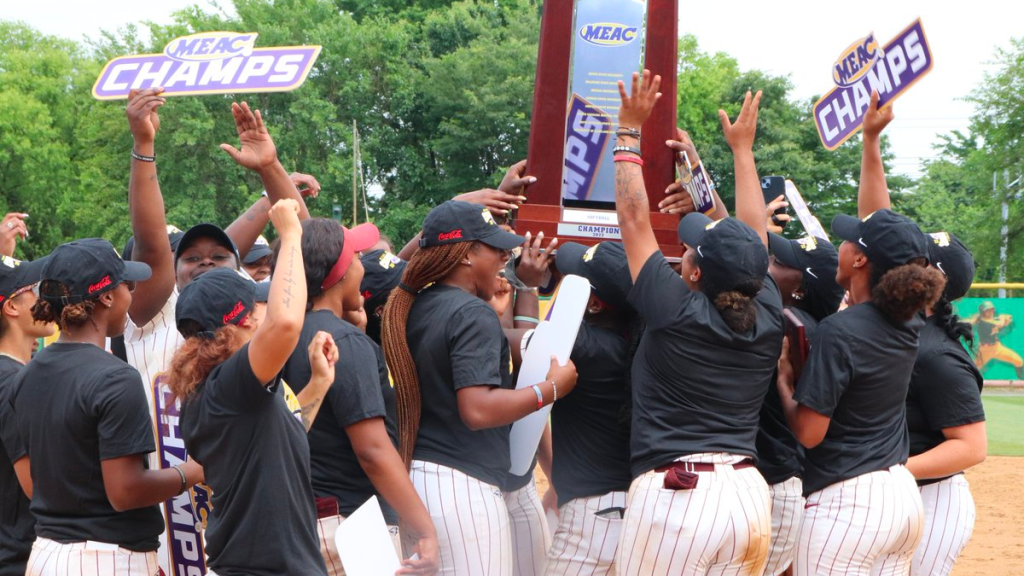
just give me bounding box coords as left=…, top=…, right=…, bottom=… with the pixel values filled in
left=545, top=491, right=626, bottom=576
left=504, top=478, right=552, bottom=576
left=764, top=476, right=805, bottom=576
left=911, top=474, right=975, bottom=576
left=411, top=460, right=513, bottom=576
left=315, top=513, right=402, bottom=576
left=796, top=465, right=924, bottom=576
left=616, top=462, right=771, bottom=576
left=25, top=537, right=161, bottom=576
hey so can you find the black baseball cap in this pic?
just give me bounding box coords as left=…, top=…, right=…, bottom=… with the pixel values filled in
left=0, top=255, right=49, bottom=307
left=360, top=249, right=407, bottom=312
left=677, top=213, right=769, bottom=291
left=122, top=225, right=186, bottom=261
left=927, top=232, right=975, bottom=301
left=253, top=280, right=271, bottom=303
left=769, top=233, right=845, bottom=317
left=243, top=235, right=272, bottom=265
left=41, top=238, right=152, bottom=304
left=175, top=268, right=257, bottom=338
left=419, top=201, right=525, bottom=250
left=175, top=223, right=241, bottom=268
left=555, top=241, right=633, bottom=311
left=831, top=209, right=928, bottom=275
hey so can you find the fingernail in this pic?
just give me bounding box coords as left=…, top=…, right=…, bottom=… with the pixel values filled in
left=528, top=177, right=537, bottom=183
left=665, top=140, right=673, bottom=146
left=519, top=196, right=527, bottom=201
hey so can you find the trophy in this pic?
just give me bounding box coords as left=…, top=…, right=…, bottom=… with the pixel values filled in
left=516, top=0, right=682, bottom=256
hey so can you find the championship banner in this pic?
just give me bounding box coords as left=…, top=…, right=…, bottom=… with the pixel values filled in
left=954, top=298, right=1024, bottom=381
left=562, top=0, right=646, bottom=203
left=784, top=179, right=829, bottom=240
left=93, top=32, right=321, bottom=100
left=154, top=375, right=212, bottom=576
left=813, top=19, right=933, bottom=150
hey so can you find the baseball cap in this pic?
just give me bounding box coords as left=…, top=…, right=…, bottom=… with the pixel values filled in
left=555, top=241, right=633, bottom=311
left=360, top=249, right=407, bottom=312
left=677, top=213, right=769, bottom=292
left=243, top=235, right=273, bottom=265
left=0, top=255, right=49, bottom=307
left=769, top=233, right=845, bottom=318
left=419, top=201, right=525, bottom=251
left=321, top=223, right=381, bottom=292
left=253, top=280, right=271, bottom=303
left=122, top=225, right=186, bottom=261
left=176, top=268, right=257, bottom=338
left=831, top=209, right=929, bottom=275
left=927, top=232, right=975, bottom=301
left=41, top=238, right=152, bottom=304
left=979, top=301, right=995, bottom=312
left=175, top=223, right=241, bottom=268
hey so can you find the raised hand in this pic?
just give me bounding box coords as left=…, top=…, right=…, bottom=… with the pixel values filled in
left=862, top=90, right=894, bottom=140
left=308, top=331, right=339, bottom=384
left=290, top=172, right=322, bottom=199
left=454, top=188, right=524, bottom=218
left=497, top=160, right=536, bottom=198
left=0, top=213, right=29, bottom=257
left=516, top=231, right=558, bottom=288
left=660, top=129, right=702, bottom=214
left=126, top=88, right=165, bottom=145
left=765, top=195, right=791, bottom=234
left=220, top=102, right=279, bottom=172
left=719, top=90, right=762, bottom=152
left=617, top=69, right=662, bottom=129
left=269, top=198, right=302, bottom=240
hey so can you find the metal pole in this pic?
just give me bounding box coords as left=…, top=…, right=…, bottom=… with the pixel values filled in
left=999, top=169, right=1009, bottom=299
left=353, top=120, right=359, bottom=227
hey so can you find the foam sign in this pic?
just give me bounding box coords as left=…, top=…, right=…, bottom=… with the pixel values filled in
left=92, top=31, right=321, bottom=100
left=813, top=19, right=933, bottom=150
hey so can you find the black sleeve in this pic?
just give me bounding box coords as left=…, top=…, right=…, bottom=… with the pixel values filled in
left=329, top=334, right=388, bottom=428
left=0, top=387, right=26, bottom=463
left=793, top=321, right=854, bottom=417
left=913, top=350, right=985, bottom=430
left=448, top=303, right=505, bottom=390
left=206, top=343, right=277, bottom=413
left=94, top=367, right=157, bottom=460
left=627, top=251, right=692, bottom=331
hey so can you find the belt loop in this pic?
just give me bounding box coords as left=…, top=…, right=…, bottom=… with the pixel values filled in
left=685, top=461, right=695, bottom=474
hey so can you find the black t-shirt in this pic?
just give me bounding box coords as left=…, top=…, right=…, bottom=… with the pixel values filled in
left=407, top=284, right=514, bottom=487
left=10, top=343, right=163, bottom=551
left=794, top=303, right=924, bottom=496
left=627, top=252, right=785, bottom=477
left=551, top=322, right=632, bottom=507
left=906, top=316, right=985, bottom=461
left=756, top=307, right=818, bottom=485
left=0, top=356, right=33, bottom=575
left=180, top=343, right=327, bottom=576
left=282, top=310, right=399, bottom=523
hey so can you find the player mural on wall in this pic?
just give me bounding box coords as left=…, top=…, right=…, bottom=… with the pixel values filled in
left=969, top=302, right=1023, bottom=379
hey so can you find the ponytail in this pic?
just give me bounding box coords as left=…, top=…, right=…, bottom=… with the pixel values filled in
left=167, top=322, right=250, bottom=402
left=933, top=295, right=975, bottom=350
left=870, top=259, right=946, bottom=323
left=381, top=242, right=473, bottom=467
left=32, top=280, right=97, bottom=331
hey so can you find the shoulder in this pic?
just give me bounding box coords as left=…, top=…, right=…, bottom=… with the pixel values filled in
left=125, top=288, right=178, bottom=342
left=0, top=357, right=22, bottom=382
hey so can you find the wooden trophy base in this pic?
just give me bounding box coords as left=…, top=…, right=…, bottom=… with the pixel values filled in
left=515, top=204, right=682, bottom=258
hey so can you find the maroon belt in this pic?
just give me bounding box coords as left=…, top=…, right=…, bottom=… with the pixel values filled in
left=655, top=459, right=755, bottom=473
left=315, top=497, right=340, bottom=519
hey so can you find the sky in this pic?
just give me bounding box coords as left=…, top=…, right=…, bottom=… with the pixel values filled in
left=6, top=0, right=1022, bottom=178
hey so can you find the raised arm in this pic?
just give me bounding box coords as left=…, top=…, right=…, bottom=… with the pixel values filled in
left=248, top=199, right=307, bottom=384
left=125, top=88, right=175, bottom=326
left=660, top=129, right=729, bottom=220
left=219, top=102, right=312, bottom=256
left=614, top=70, right=663, bottom=281
left=0, top=213, right=29, bottom=258
left=224, top=172, right=320, bottom=260
left=858, top=91, right=894, bottom=218
left=720, top=91, right=768, bottom=247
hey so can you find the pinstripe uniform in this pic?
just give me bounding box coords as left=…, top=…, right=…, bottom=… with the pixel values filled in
left=503, top=476, right=551, bottom=576
left=545, top=491, right=626, bottom=576
left=25, top=538, right=161, bottom=576
left=765, top=476, right=804, bottom=575
left=912, top=475, right=975, bottom=576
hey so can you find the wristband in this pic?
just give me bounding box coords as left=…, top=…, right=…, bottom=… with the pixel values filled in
left=514, top=315, right=539, bottom=324
left=131, top=150, right=156, bottom=163
left=612, top=145, right=642, bottom=156
left=530, top=384, right=544, bottom=411
left=551, top=379, right=558, bottom=403
left=616, top=127, right=641, bottom=139
left=614, top=155, right=644, bottom=167
left=172, top=465, right=187, bottom=495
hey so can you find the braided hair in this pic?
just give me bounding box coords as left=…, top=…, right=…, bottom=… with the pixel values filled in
left=31, top=280, right=98, bottom=331
left=381, top=242, right=474, bottom=466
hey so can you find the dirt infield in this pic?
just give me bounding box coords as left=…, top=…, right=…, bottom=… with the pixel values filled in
left=535, top=456, right=1023, bottom=574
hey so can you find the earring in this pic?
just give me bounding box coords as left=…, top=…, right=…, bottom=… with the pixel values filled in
left=689, top=275, right=697, bottom=282
left=791, top=292, right=803, bottom=301
left=587, top=307, right=600, bottom=314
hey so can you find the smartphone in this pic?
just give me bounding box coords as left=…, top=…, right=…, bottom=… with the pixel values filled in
left=761, top=176, right=787, bottom=217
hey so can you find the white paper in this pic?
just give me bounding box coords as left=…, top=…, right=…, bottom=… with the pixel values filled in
left=334, top=496, right=402, bottom=576
left=509, top=275, right=589, bottom=475
left=785, top=180, right=829, bottom=240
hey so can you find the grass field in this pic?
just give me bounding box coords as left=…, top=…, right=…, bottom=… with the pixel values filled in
left=982, top=392, right=1024, bottom=456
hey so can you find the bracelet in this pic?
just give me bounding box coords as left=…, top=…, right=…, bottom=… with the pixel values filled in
left=514, top=315, right=539, bottom=324
left=530, top=384, right=544, bottom=411
left=172, top=465, right=187, bottom=495
left=131, top=150, right=156, bottom=163
left=612, top=145, right=642, bottom=156
left=614, top=155, right=644, bottom=167
left=616, top=127, right=641, bottom=139
left=551, top=379, right=558, bottom=403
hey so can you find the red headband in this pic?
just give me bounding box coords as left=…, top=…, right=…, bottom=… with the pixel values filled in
left=321, top=240, right=356, bottom=292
